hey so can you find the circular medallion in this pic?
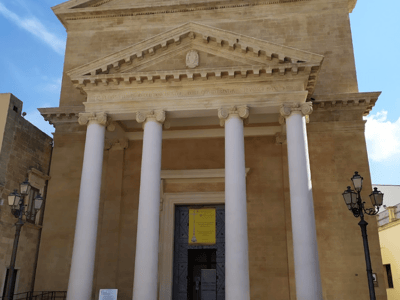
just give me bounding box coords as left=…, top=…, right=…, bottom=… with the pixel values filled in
left=186, top=50, right=199, bottom=69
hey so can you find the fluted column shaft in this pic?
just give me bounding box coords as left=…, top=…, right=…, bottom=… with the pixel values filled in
left=133, top=110, right=165, bottom=300
left=67, top=112, right=108, bottom=300
left=219, top=106, right=250, bottom=300
left=281, top=102, right=323, bottom=300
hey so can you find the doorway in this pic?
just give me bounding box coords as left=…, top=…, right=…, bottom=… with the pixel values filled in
left=172, top=205, right=225, bottom=300
left=188, top=249, right=216, bottom=299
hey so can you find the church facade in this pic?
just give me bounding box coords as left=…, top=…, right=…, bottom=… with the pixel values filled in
left=35, top=0, right=387, bottom=299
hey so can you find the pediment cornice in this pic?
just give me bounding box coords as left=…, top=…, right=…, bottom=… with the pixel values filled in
left=68, top=22, right=323, bottom=97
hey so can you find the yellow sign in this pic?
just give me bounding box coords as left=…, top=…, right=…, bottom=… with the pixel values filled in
left=188, top=208, right=216, bottom=245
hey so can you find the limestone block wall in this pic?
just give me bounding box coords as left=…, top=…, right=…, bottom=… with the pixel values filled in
left=34, top=132, right=87, bottom=293
left=58, top=0, right=358, bottom=106
left=0, top=93, right=52, bottom=296
left=308, top=110, right=387, bottom=300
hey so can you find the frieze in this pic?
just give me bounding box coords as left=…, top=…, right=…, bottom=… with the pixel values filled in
left=89, top=84, right=297, bottom=102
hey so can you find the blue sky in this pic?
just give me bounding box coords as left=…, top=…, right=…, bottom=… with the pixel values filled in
left=0, top=0, right=399, bottom=185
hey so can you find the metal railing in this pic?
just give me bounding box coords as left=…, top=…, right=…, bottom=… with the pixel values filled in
left=0, top=291, right=66, bottom=300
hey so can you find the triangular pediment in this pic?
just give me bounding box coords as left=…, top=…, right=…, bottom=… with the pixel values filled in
left=68, top=22, right=323, bottom=97
left=119, top=48, right=253, bottom=74
left=68, top=22, right=323, bottom=78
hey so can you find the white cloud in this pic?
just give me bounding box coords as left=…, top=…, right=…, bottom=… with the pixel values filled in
left=0, top=2, right=65, bottom=54
left=41, top=77, right=62, bottom=93
left=365, top=110, right=400, bottom=162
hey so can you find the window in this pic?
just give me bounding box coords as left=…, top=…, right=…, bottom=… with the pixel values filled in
left=26, top=187, right=40, bottom=224
left=384, top=264, right=394, bottom=288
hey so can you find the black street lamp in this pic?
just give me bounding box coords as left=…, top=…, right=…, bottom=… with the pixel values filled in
left=342, top=172, right=384, bottom=300
left=6, top=179, right=44, bottom=300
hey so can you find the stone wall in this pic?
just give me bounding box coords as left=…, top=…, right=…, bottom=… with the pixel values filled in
left=0, top=93, right=52, bottom=296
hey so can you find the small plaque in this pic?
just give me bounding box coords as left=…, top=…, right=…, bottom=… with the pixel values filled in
left=99, top=289, right=118, bottom=300
left=189, top=208, right=216, bottom=245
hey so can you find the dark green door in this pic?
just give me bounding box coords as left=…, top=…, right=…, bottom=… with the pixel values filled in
left=172, top=205, right=225, bottom=300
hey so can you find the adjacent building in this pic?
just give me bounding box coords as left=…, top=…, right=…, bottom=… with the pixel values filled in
left=33, top=0, right=387, bottom=299
left=376, top=185, right=400, bottom=300
left=0, top=93, right=52, bottom=298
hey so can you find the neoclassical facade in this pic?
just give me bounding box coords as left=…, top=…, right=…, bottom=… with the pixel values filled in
left=35, top=0, right=386, bottom=299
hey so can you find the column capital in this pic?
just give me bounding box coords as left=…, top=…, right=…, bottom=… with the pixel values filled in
left=218, top=105, right=249, bottom=127
left=136, top=110, right=166, bottom=124
left=78, top=112, right=110, bottom=126
left=280, top=102, right=313, bottom=118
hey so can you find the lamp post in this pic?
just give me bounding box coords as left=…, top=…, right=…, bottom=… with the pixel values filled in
left=342, top=172, right=384, bottom=300
left=6, top=179, right=43, bottom=300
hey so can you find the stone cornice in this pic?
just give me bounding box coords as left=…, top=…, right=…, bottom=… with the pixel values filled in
left=53, top=0, right=313, bottom=27
left=311, top=92, right=381, bottom=116
left=378, top=218, right=400, bottom=232
left=72, top=63, right=319, bottom=92
left=39, top=106, right=84, bottom=126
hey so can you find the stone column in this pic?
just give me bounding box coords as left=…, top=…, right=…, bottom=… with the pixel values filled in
left=67, top=112, right=109, bottom=300
left=280, top=102, right=323, bottom=300
left=218, top=106, right=250, bottom=300
left=133, top=110, right=165, bottom=300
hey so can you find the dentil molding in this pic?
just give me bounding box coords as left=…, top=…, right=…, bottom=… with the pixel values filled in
left=218, top=105, right=249, bottom=126
left=280, top=102, right=313, bottom=118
